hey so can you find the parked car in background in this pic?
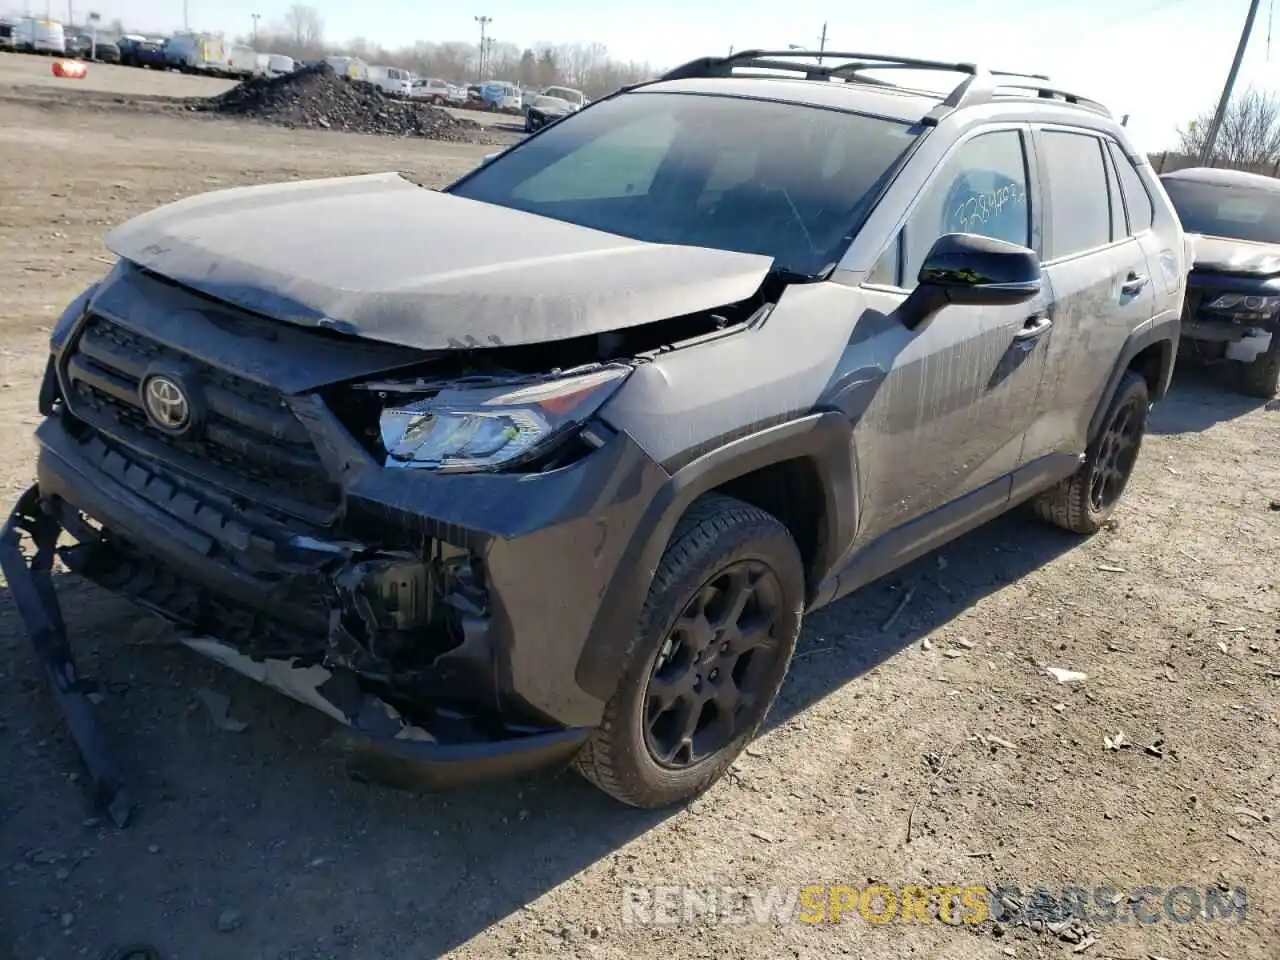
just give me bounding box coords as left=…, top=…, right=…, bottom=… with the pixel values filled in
left=541, top=85, right=586, bottom=111
left=255, top=53, right=294, bottom=77
left=1161, top=166, right=1280, bottom=397
left=14, top=18, right=66, bottom=54
left=411, top=77, right=453, bottom=104
left=119, top=35, right=167, bottom=68
left=481, top=80, right=521, bottom=112
left=66, top=33, right=121, bottom=62
left=465, top=83, right=485, bottom=106
left=0, top=21, right=17, bottom=51
left=447, top=82, right=467, bottom=104
left=164, top=33, right=228, bottom=74
left=523, top=92, right=576, bottom=132
left=226, top=44, right=259, bottom=78
left=368, top=65, right=414, bottom=98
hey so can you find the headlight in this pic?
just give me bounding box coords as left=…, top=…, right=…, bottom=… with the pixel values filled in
left=1205, top=293, right=1280, bottom=314
left=377, top=365, right=630, bottom=472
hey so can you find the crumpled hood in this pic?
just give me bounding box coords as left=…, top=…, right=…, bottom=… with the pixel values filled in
left=104, top=172, right=774, bottom=350
left=1191, top=234, right=1280, bottom=277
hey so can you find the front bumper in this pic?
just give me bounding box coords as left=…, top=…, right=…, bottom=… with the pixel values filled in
left=1, top=459, right=594, bottom=826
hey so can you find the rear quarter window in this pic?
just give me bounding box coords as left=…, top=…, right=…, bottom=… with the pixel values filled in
left=1106, top=141, right=1155, bottom=233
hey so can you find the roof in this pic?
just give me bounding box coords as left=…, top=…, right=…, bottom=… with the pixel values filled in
left=1160, top=166, right=1280, bottom=191
left=639, top=76, right=941, bottom=124
left=638, top=50, right=1112, bottom=127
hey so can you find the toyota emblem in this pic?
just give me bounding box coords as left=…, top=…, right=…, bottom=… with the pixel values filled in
left=142, top=374, right=191, bottom=432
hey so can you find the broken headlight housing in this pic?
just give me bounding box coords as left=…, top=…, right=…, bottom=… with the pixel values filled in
left=377, top=364, right=630, bottom=472
left=1204, top=293, right=1280, bottom=315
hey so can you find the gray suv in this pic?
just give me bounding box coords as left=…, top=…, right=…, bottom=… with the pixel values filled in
left=2, top=50, right=1187, bottom=823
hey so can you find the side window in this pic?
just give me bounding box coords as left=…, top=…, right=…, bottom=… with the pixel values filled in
left=511, top=114, right=677, bottom=203
left=1107, top=141, right=1155, bottom=233
left=1040, top=131, right=1111, bottom=258
left=900, top=130, right=1030, bottom=290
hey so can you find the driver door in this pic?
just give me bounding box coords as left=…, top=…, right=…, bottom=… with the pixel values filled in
left=852, top=126, right=1053, bottom=543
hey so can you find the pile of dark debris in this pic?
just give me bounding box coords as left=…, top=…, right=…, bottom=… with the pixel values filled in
left=193, top=62, right=500, bottom=143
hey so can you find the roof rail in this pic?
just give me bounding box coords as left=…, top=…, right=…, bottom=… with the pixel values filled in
left=657, top=50, right=1111, bottom=123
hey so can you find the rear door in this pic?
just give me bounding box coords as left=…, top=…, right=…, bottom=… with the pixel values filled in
left=1022, top=127, right=1156, bottom=463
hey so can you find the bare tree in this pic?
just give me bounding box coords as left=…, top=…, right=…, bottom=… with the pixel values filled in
left=281, top=4, right=325, bottom=50
left=1179, top=87, right=1280, bottom=168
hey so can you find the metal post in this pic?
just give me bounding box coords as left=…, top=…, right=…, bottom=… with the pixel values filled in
left=1200, top=0, right=1263, bottom=164
left=818, top=21, right=827, bottom=64
left=251, top=12, right=259, bottom=44
left=475, top=15, right=492, bottom=78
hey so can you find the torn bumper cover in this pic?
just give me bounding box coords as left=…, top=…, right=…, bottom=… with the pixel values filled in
left=1, top=413, right=671, bottom=823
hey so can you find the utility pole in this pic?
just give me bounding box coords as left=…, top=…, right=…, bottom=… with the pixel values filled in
left=250, top=12, right=260, bottom=43
left=475, top=15, right=492, bottom=78
left=818, top=21, right=827, bottom=64
left=1200, top=0, right=1262, bottom=164
left=88, top=9, right=98, bottom=58
left=183, top=0, right=189, bottom=32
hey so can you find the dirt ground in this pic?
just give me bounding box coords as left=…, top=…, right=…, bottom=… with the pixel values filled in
left=0, top=53, right=1277, bottom=960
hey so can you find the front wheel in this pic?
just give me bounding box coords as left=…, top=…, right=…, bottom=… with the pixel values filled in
left=1033, top=369, right=1150, bottom=534
left=575, top=494, right=804, bottom=809
left=1232, top=336, right=1280, bottom=398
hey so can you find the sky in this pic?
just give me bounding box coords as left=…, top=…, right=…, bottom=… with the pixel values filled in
left=8, top=0, right=1278, bottom=150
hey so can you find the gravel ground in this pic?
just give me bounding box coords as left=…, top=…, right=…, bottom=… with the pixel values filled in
left=0, top=68, right=1277, bottom=960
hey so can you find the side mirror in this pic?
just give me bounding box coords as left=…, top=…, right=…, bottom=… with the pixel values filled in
left=898, top=233, right=1043, bottom=331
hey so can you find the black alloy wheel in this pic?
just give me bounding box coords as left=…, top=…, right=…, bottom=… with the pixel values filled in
left=643, top=559, right=785, bottom=768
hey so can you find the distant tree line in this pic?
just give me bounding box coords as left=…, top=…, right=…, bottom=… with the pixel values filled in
left=234, top=3, right=655, bottom=97
left=1172, top=86, right=1280, bottom=173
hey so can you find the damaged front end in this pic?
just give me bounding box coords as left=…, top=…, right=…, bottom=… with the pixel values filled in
left=0, top=449, right=589, bottom=825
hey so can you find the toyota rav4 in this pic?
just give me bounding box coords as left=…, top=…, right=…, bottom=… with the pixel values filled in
left=2, top=50, right=1187, bottom=824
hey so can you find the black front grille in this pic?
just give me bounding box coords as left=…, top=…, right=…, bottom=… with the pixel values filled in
left=64, top=315, right=340, bottom=513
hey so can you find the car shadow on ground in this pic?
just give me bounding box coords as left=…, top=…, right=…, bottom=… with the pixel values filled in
left=1148, top=363, right=1271, bottom=435
left=0, top=498, right=1084, bottom=957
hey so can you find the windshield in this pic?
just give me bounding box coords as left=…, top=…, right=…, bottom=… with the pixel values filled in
left=1163, top=178, right=1280, bottom=244
left=450, top=91, right=920, bottom=276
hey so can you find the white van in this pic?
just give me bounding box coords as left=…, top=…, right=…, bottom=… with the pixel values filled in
left=226, top=44, right=258, bottom=77
left=15, top=18, right=66, bottom=54
left=368, top=65, right=413, bottom=98
left=265, top=54, right=294, bottom=77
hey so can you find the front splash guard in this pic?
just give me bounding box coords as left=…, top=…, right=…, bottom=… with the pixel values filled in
left=0, top=485, right=134, bottom=827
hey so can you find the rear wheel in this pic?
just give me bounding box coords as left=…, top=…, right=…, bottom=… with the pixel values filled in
left=1033, top=369, right=1150, bottom=534
left=575, top=494, right=804, bottom=809
left=1232, top=336, right=1280, bottom=398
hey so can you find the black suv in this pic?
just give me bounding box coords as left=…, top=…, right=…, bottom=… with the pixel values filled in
left=1161, top=166, right=1280, bottom=397
left=2, top=50, right=1187, bottom=823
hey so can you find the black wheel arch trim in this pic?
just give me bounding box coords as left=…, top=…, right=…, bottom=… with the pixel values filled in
left=1087, top=311, right=1179, bottom=444
left=574, top=411, right=856, bottom=702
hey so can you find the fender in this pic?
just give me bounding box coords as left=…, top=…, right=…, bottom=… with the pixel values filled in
left=574, top=411, right=857, bottom=701
left=1087, top=311, right=1180, bottom=443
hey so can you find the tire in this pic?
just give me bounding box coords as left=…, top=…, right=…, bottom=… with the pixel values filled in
left=1033, top=369, right=1150, bottom=534
left=575, top=493, right=805, bottom=809
left=1231, top=337, right=1280, bottom=398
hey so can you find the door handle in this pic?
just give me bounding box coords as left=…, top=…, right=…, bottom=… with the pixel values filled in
left=1012, top=313, right=1053, bottom=341
left=1121, top=272, right=1149, bottom=296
